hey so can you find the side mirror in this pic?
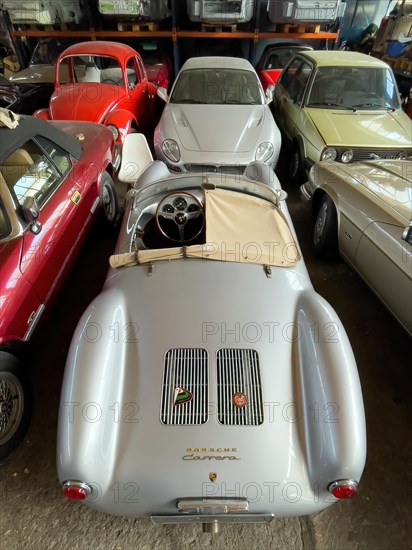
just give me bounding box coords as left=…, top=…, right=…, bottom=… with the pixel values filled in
left=277, top=189, right=288, bottom=201
left=265, top=85, right=275, bottom=104
left=402, top=225, right=412, bottom=245
left=157, top=87, right=168, bottom=102
left=21, top=196, right=42, bottom=234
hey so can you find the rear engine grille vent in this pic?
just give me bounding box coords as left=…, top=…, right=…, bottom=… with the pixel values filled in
left=217, top=349, right=264, bottom=425
left=161, top=348, right=208, bottom=425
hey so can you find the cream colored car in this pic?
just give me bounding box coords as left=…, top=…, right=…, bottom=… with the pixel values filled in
left=273, top=51, right=412, bottom=184
left=301, top=160, right=412, bottom=336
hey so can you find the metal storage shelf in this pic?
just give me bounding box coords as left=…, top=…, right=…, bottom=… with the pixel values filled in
left=11, top=29, right=338, bottom=41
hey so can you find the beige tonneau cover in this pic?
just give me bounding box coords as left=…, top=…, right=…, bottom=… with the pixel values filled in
left=110, top=188, right=300, bottom=268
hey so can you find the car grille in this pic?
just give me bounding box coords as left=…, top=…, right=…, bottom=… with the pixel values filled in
left=160, top=348, right=208, bottom=425
left=217, top=349, right=264, bottom=426
left=184, top=164, right=246, bottom=176
left=337, top=147, right=412, bottom=163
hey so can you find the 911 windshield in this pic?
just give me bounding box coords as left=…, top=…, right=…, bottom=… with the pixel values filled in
left=170, top=68, right=264, bottom=105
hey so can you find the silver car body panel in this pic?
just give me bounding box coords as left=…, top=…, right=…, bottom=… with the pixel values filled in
left=58, top=167, right=366, bottom=519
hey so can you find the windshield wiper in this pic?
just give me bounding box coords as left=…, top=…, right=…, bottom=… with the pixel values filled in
left=351, top=102, right=391, bottom=110
left=308, top=102, right=356, bottom=112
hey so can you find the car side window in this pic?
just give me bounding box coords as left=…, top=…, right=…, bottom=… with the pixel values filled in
left=279, top=59, right=312, bottom=104
left=34, top=136, right=71, bottom=177
left=136, top=56, right=146, bottom=82
left=126, top=58, right=139, bottom=88
left=0, top=140, right=64, bottom=211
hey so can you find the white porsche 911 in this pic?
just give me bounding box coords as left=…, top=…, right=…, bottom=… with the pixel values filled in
left=57, top=135, right=366, bottom=533
left=154, top=56, right=281, bottom=175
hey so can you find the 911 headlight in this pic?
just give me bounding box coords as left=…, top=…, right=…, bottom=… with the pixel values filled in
left=396, top=151, right=408, bottom=160
left=255, top=142, right=274, bottom=163
left=107, top=124, right=119, bottom=140
left=341, top=149, right=353, bottom=163
left=162, top=139, right=180, bottom=162
left=321, top=147, right=338, bottom=161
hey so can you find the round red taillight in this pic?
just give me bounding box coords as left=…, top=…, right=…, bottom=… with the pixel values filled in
left=62, top=481, right=91, bottom=500
left=328, top=479, right=358, bottom=499
left=64, top=486, right=87, bottom=500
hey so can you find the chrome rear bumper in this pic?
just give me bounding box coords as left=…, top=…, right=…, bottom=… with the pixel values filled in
left=151, top=514, right=275, bottom=525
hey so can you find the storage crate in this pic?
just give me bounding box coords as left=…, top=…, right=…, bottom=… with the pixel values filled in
left=1, top=0, right=83, bottom=25
left=187, top=0, right=253, bottom=24
left=3, top=55, right=20, bottom=78
left=268, top=0, right=345, bottom=24
left=98, top=0, right=170, bottom=20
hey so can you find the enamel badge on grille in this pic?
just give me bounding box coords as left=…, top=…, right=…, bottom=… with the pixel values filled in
left=174, top=387, right=192, bottom=405
left=232, top=392, right=247, bottom=408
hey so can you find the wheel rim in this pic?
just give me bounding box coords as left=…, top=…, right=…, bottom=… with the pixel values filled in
left=102, top=184, right=113, bottom=221
left=0, top=372, right=24, bottom=445
left=314, top=201, right=328, bottom=246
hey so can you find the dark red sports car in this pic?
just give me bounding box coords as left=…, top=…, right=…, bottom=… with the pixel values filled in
left=0, top=113, right=119, bottom=459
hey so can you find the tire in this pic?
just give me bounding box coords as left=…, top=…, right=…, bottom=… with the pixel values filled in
left=99, top=172, right=119, bottom=226
left=0, top=352, right=32, bottom=461
left=288, top=142, right=305, bottom=185
left=313, top=195, right=339, bottom=259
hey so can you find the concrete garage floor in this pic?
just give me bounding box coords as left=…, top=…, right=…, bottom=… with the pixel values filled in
left=1, top=157, right=411, bottom=550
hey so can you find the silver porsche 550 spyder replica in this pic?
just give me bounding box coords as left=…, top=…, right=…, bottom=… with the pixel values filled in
left=57, top=136, right=366, bottom=532
left=154, top=57, right=281, bottom=175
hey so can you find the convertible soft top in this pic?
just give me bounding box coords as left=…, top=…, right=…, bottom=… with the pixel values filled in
left=110, top=188, right=300, bottom=268
left=0, top=115, right=82, bottom=163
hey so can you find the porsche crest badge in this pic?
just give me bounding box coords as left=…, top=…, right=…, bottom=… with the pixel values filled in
left=174, top=387, right=192, bottom=405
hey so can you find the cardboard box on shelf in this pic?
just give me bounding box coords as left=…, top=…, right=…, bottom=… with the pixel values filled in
left=3, top=55, right=20, bottom=78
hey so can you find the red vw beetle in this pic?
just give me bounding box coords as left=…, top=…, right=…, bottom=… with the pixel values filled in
left=0, top=113, right=119, bottom=460
left=34, top=41, right=158, bottom=143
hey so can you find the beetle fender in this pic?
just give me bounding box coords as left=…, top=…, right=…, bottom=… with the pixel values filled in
left=104, top=110, right=137, bottom=144
left=33, top=108, right=50, bottom=120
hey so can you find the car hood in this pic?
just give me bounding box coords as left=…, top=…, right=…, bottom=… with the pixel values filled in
left=9, top=64, right=69, bottom=84
left=335, top=160, right=412, bottom=222
left=165, top=104, right=266, bottom=152
left=306, top=109, right=412, bottom=148
left=49, top=84, right=119, bottom=122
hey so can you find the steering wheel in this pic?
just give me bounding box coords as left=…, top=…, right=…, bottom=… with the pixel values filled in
left=155, top=192, right=204, bottom=243
left=101, top=78, right=122, bottom=85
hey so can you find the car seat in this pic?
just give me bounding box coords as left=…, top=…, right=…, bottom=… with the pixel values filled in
left=267, top=54, right=280, bottom=69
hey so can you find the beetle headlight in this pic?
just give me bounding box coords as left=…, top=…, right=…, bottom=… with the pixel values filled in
left=107, top=124, right=119, bottom=140
left=162, top=139, right=180, bottom=162
left=396, top=151, right=408, bottom=160
left=321, top=147, right=338, bottom=161
left=341, top=149, right=353, bottom=163
left=255, top=142, right=274, bottom=163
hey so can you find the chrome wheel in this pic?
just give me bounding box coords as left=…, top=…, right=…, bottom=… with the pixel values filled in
left=0, top=372, right=24, bottom=446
